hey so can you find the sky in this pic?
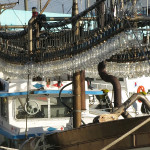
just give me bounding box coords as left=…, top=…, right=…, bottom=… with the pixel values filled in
left=0, top=0, right=86, bottom=14
left=0, top=0, right=149, bottom=14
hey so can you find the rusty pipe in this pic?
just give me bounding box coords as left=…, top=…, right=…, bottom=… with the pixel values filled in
left=114, top=93, right=150, bottom=117
left=98, top=61, right=121, bottom=107
left=73, top=71, right=81, bottom=128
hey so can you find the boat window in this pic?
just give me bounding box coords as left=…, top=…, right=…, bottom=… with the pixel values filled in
left=50, top=97, right=73, bottom=118
left=0, top=97, right=8, bottom=119
left=0, top=79, right=9, bottom=92
left=15, top=96, right=73, bottom=119
left=15, top=96, right=48, bottom=119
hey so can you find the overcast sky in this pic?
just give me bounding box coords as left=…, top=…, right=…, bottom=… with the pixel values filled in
left=0, top=0, right=149, bottom=14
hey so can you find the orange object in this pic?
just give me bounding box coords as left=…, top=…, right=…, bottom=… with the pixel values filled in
left=137, top=86, right=146, bottom=102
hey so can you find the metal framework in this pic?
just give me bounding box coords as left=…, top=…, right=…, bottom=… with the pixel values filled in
left=0, top=2, right=18, bottom=14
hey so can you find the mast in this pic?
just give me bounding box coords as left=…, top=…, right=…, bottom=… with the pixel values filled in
left=24, top=0, right=28, bottom=11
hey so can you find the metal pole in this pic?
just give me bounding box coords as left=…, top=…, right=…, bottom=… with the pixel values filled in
left=72, top=0, right=81, bottom=128
left=24, top=0, right=28, bottom=11
left=28, top=20, right=33, bottom=54
left=40, top=0, right=42, bottom=12
left=110, top=0, right=114, bottom=16
left=80, top=0, right=82, bottom=9
left=96, top=0, right=105, bottom=28
left=40, top=0, right=51, bottom=14
left=101, top=117, right=150, bottom=150
left=87, top=0, right=89, bottom=8
left=28, top=17, right=36, bottom=54
left=36, top=13, right=40, bottom=50
left=113, top=93, right=150, bottom=116
left=120, top=0, right=124, bottom=10
left=73, top=72, right=81, bottom=128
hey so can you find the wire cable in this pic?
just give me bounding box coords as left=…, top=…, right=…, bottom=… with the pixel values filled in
left=59, top=81, right=86, bottom=125
left=59, top=81, right=73, bottom=112
left=7, top=0, right=24, bottom=25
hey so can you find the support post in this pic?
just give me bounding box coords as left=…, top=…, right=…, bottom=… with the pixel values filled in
left=96, top=0, right=105, bottom=28
left=36, top=23, right=40, bottom=50
left=73, top=72, right=81, bottom=128
left=72, top=0, right=81, bottom=128
left=72, top=0, right=79, bottom=42
left=24, top=0, right=28, bottom=11
left=28, top=20, right=33, bottom=54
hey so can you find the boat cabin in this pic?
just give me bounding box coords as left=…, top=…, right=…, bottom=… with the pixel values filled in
left=0, top=79, right=103, bottom=148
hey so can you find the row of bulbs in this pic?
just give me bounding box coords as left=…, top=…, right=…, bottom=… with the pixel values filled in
left=84, top=60, right=150, bottom=79
left=0, top=29, right=145, bottom=79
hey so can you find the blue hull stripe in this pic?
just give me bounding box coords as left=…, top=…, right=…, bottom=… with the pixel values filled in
left=0, top=90, right=103, bottom=97
left=0, top=128, right=52, bottom=140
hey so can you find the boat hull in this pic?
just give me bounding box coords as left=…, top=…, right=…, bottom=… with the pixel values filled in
left=42, top=116, right=150, bottom=150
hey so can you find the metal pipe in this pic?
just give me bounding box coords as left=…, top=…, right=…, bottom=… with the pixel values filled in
left=46, top=17, right=97, bottom=21
left=24, top=0, right=28, bottom=11
left=73, top=71, right=82, bottom=128
left=129, top=16, right=150, bottom=21
left=28, top=17, right=36, bottom=54
left=72, top=0, right=81, bottom=128
left=113, top=93, right=150, bottom=116
left=72, top=0, right=79, bottom=40
left=110, top=0, right=115, bottom=17
left=36, top=23, right=40, bottom=50
left=0, top=25, right=28, bottom=29
left=98, top=61, right=121, bottom=107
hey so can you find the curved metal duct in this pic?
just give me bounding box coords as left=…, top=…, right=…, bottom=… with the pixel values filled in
left=98, top=61, right=121, bottom=107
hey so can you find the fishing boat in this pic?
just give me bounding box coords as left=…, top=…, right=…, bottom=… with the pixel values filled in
left=0, top=0, right=150, bottom=149
left=0, top=78, right=105, bottom=148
